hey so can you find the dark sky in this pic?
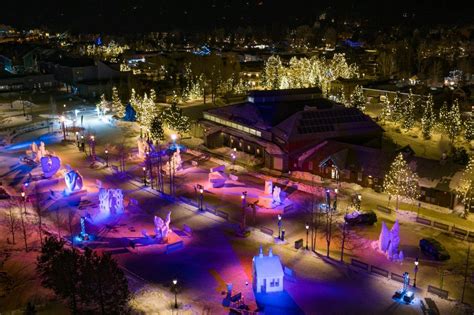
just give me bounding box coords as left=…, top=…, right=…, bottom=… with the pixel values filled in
left=1, top=0, right=470, bottom=33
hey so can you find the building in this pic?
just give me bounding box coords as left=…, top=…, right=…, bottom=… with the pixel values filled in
left=202, top=88, right=383, bottom=172
left=0, top=71, right=57, bottom=92
left=252, top=247, right=284, bottom=294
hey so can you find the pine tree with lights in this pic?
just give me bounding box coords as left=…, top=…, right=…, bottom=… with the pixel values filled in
left=263, top=55, right=284, bottom=89
left=380, top=94, right=393, bottom=122
left=401, top=90, right=416, bottom=131
left=349, top=85, right=366, bottom=111
left=421, top=94, right=435, bottom=139
left=438, top=101, right=449, bottom=132
left=446, top=99, right=462, bottom=146
left=161, top=102, right=190, bottom=135
left=111, top=86, right=125, bottom=118
left=391, top=92, right=403, bottom=122
left=465, top=116, right=474, bottom=141
left=150, top=88, right=157, bottom=104
left=97, top=94, right=108, bottom=115
left=455, top=156, right=474, bottom=217
left=383, top=153, right=420, bottom=211
left=149, top=115, right=164, bottom=142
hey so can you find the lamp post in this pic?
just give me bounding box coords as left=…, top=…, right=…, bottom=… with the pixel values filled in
left=231, top=153, right=236, bottom=171
left=105, top=149, right=109, bottom=167
left=241, top=191, right=247, bottom=231
left=356, top=193, right=362, bottom=211
left=277, top=214, right=282, bottom=240
left=90, top=135, right=96, bottom=161
left=305, top=223, right=310, bottom=250
left=75, top=131, right=79, bottom=147
left=413, top=257, right=419, bottom=288
left=199, top=188, right=204, bottom=211
left=142, top=166, right=147, bottom=186
left=80, top=135, right=84, bottom=152
left=172, top=279, right=178, bottom=309
left=20, top=191, right=28, bottom=252
left=60, top=115, right=66, bottom=140
left=21, top=191, right=26, bottom=214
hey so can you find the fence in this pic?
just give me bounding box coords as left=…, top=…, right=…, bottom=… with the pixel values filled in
left=260, top=227, right=274, bottom=236
left=433, top=221, right=450, bottom=231
left=370, top=265, right=389, bottom=278
left=376, top=205, right=392, bottom=214
left=351, top=259, right=369, bottom=271
left=415, top=216, right=474, bottom=241
left=416, top=217, right=432, bottom=226
left=427, top=285, right=449, bottom=299
left=216, top=210, right=229, bottom=220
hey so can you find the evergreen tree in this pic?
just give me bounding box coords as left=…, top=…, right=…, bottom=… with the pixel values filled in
left=446, top=99, right=462, bottom=146
left=349, top=85, right=366, bottom=111
left=380, top=94, right=393, bottom=122
left=97, top=94, right=108, bottom=115
left=438, top=101, right=450, bottom=132
left=383, top=153, right=420, bottom=211
left=465, top=116, right=474, bottom=141
left=111, top=86, right=125, bottom=118
left=401, top=89, right=416, bottom=131
left=161, top=102, right=191, bottom=135
left=455, top=156, right=474, bottom=218
left=149, top=88, right=157, bottom=103
left=149, top=115, right=164, bottom=141
left=391, top=92, right=403, bottom=122
left=421, top=94, right=435, bottom=139
left=263, top=55, right=284, bottom=89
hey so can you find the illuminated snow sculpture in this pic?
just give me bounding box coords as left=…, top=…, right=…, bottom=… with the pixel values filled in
left=165, top=147, right=183, bottom=174
left=40, top=156, right=61, bottom=178
left=208, top=165, right=227, bottom=188
left=153, top=211, right=171, bottom=243
left=272, top=186, right=281, bottom=204
left=252, top=246, right=284, bottom=293
left=64, top=166, right=84, bottom=194
left=378, top=221, right=390, bottom=252
left=378, top=220, right=403, bottom=261
left=99, top=188, right=124, bottom=215
left=137, top=137, right=147, bottom=159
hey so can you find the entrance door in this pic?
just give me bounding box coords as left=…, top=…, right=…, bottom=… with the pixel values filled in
left=261, top=278, right=266, bottom=293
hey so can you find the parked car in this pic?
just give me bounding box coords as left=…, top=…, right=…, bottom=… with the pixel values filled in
left=419, top=238, right=450, bottom=261
left=344, top=210, right=377, bottom=225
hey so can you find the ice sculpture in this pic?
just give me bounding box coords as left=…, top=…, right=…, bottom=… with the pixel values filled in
left=99, top=188, right=124, bottom=215
left=153, top=211, right=171, bottom=242
left=272, top=186, right=281, bottom=204
left=64, top=166, right=84, bottom=194
left=40, top=156, right=61, bottom=178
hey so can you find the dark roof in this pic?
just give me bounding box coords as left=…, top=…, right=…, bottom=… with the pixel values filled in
left=299, top=140, right=394, bottom=178
left=248, top=87, right=322, bottom=98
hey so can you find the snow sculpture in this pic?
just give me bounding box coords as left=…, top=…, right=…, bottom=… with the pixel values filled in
left=40, top=156, right=61, bottom=178
left=377, top=220, right=403, bottom=262
left=39, top=142, right=46, bottom=158
left=208, top=165, right=227, bottom=188
left=137, top=137, right=147, bottom=159
left=31, top=142, right=38, bottom=154
left=264, top=181, right=273, bottom=195
left=378, top=221, right=390, bottom=252
left=64, top=166, right=84, bottom=194
left=153, top=211, right=171, bottom=243
left=165, top=147, right=183, bottom=174
left=99, top=188, right=124, bottom=215
left=272, top=186, right=281, bottom=204
left=252, top=246, right=284, bottom=293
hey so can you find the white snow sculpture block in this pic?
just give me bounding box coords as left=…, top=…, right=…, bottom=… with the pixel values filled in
left=272, top=186, right=281, bottom=204
left=211, top=165, right=226, bottom=173
left=209, top=171, right=227, bottom=188
left=264, top=180, right=273, bottom=195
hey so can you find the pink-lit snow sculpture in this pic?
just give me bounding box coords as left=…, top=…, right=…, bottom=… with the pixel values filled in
left=377, top=220, right=403, bottom=262
left=99, top=188, right=124, bottom=215
left=208, top=165, right=227, bottom=188
left=153, top=211, right=171, bottom=243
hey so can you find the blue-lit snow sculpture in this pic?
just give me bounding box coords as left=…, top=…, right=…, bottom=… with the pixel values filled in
left=64, top=165, right=84, bottom=194
left=40, top=156, right=61, bottom=178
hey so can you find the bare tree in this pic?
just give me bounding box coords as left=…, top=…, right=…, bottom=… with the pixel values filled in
left=19, top=198, right=28, bottom=251
left=4, top=199, right=20, bottom=244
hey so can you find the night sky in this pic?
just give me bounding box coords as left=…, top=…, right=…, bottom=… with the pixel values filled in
left=1, top=0, right=470, bottom=33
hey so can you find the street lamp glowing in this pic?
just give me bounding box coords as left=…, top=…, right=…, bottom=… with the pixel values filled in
left=21, top=191, right=25, bottom=198
left=90, top=135, right=95, bottom=141
left=142, top=166, right=146, bottom=171
left=305, top=224, right=309, bottom=230
left=171, top=134, right=177, bottom=141
left=241, top=194, right=245, bottom=199
left=199, top=188, right=203, bottom=194
left=278, top=214, right=281, bottom=221
left=173, top=279, right=177, bottom=285
left=335, top=188, right=338, bottom=194
left=60, top=115, right=65, bottom=122
left=415, top=258, right=419, bottom=266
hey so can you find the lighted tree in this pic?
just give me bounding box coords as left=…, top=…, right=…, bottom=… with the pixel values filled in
left=391, top=92, right=403, bottom=122
left=263, top=55, right=284, bottom=89
left=161, top=102, right=191, bottom=135
left=383, top=153, right=420, bottom=211
left=97, top=94, right=109, bottom=115
left=401, top=90, right=416, bottom=131
left=438, top=101, right=450, bottom=132
left=465, top=116, right=474, bottom=141
left=149, top=115, right=164, bottom=142
left=421, top=94, right=435, bottom=139
left=349, top=85, right=366, bottom=111
left=455, top=156, right=474, bottom=218
left=380, top=94, right=393, bottom=122
left=111, top=87, right=125, bottom=118
left=446, top=99, right=462, bottom=146
left=150, top=88, right=157, bottom=103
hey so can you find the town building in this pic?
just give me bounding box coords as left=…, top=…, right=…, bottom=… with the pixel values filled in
left=201, top=87, right=383, bottom=172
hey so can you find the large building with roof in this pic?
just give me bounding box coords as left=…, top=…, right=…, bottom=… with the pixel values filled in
left=201, top=88, right=383, bottom=172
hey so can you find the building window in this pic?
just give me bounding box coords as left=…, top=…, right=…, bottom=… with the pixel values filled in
left=247, top=145, right=251, bottom=151
left=256, top=148, right=260, bottom=155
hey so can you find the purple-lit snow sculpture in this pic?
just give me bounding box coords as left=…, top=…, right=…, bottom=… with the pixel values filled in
left=40, top=156, right=61, bottom=178
left=378, top=221, right=390, bottom=252
left=99, top=188, right=124, bottom=215
left=272, top=186, right=281, bottom=204
left=377, top=220, right=403, bottom=262
left=252, top=246, right=284, bottom=293
left=64, top=166, right=84, bottom=194
left=208, top=165, right=227, bottom=188
left=153, top=211, right=171, bottom=243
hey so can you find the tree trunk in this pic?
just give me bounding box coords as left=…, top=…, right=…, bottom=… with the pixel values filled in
left=20, top=207, right=28, bottom=252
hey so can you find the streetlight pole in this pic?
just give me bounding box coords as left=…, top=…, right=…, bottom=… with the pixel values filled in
left=305, top=223, right=309, bottom=250
left=241, top=191, right=247, bottom=231
left=277, top=214, right=282, bottom=240
left=60, top=116, right=66, bottom=140
left=413, top=257, right=419, bottom=288
left=105, top=149, right=109, bottom=167
left=199, top=188, right=204, bottom=211
left=142, top=166, right=147, bottom=186
left=172, top=279, right=178, bottom=309
left=20, top=191, right=28, bottom=251
left=80, top=135, right=85, bottom=153
left=90, top=135, right=96, bottom=161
